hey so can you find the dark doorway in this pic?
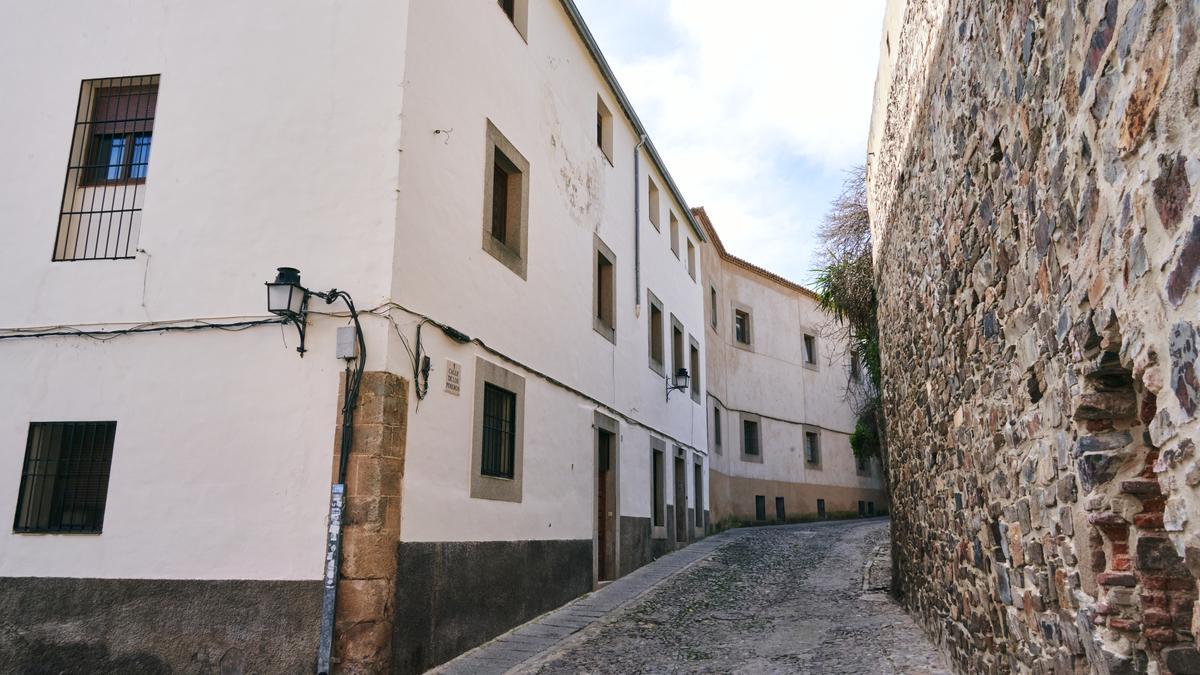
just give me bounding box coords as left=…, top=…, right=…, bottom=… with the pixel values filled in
left=693, top=462, right=703, bottom=531
left=817, top=499, right=826, bottom=519
left=755, top=495, right=766, bottom=521
left=775, top=496, right=785, bottom=521
left=858, top=500, right=866, bottom=516
left=868, top=502, right=876, bottom=516
left=674, top=454, right=687, bottom=542
left=597, top=429, right=616, bottom=581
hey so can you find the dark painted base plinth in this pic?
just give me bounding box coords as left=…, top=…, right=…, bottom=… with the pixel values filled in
left=393, top=538, right=593, bottom=675
left=0, top=577, right=321, bottom=674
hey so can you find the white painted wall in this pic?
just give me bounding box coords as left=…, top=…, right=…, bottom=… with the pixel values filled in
left=0, top=0, right=410, bottom=579
left=0, top=0, right=710, bottom=580
left=701, top=236, right=883, bottom=495
left=390, top=0, right=708, bottom=543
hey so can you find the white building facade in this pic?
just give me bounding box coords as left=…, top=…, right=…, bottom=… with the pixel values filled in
left=0, top=1, right=710, bottom=672
left=696, top=209, right=887, bottom=525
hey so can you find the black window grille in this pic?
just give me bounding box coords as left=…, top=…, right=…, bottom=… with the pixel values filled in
left=804, top=431, right=819, bottom=463
left=55, top=75, right=159, bottom=261
left=743, top=420, right=759, bottom=455
left=14, top=422, right=117, bottom=533
left=713, top=408, right=721, bottom=447
left=481, top=383, right=516, bottom=478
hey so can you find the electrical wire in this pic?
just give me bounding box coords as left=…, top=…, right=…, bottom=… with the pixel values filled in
left=0, top=317, right=286, bottom=342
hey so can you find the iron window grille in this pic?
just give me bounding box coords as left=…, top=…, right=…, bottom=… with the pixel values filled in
left=804, top=431, right=820, bottom=464
left=55, top=75, right=159, bottom=261
left=743, top=420, right=760, bottom=456
left=481, top=383, right=517, bottom=479
left=13, top=422, right=117, bottom=533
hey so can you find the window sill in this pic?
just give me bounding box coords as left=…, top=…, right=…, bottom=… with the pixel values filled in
left=649, top=359, right=665, bottom=377
left=740, top=452, right=763, bottom=464
left=732, top=340, right=754, bottom=353
left=593, top=319, right=616, bottom=344
left=803, top=362, right=819, bottom=372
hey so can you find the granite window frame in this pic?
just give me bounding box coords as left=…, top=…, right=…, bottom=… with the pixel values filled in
left=803, top=426, right=822, bottom=469
left=650, top=437, right=667, bottom=539
left=740, top=413, right=763, bottom=463
left=647, top=179, right=661, bottom=231
left=470, top=357, right=526, bottom=502
left=712, top=406, right=722, bottom=454
left=647, top=290, right=665, bottom=376
left=669, top=212, right=680, bottom=258
left=732, top=302, right=754, bottom=351
left=689, top=334, right=701, bottom=404
left=802, top=333, right=819, bottom=370
left=593, top=234, right=616, bottom=343
left=481, top=120, right=530, bottom=280
left=596, top=95, right=614, bottom=165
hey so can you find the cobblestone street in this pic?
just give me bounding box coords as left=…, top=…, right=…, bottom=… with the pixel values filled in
left=441, top=519, right=949, bottom=675
left=521, top=519, right=947, bottom=674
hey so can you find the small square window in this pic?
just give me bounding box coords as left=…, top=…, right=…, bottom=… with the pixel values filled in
left=733, top=306, right=753, bottom=347
left=482, top=120, right=529, bottom=279
left=669, top=212, right=680, bottom=258
left=803, top=334, right=818, bottom=368
left=648, top=290, right=665, bottom=375
left=596, top=96, right=614, bottom=164
left=804, top=430, right=821, bottom=465
left=594, top=235, right=616, bottom=343
left=686, top=239, right=697, bottom=280
left=648, top=180, right=661, bottom=230
left=14, top=421, right=117, bottom=533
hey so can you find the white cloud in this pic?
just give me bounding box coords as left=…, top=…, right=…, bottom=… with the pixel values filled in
left=575, top=0, right=886, bottom=283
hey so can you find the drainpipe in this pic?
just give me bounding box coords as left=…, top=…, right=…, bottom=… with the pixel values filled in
left=634, top=135, right=647, bottom=318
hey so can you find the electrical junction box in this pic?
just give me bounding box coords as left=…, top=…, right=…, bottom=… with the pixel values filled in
left=336, top=326, right=358, bottom=359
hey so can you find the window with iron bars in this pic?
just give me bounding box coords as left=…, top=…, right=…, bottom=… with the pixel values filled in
left=13, top=422, right=117, bottom=533
left=481, top=383, right=517, bottom=479
left=55, top=75, right=159, bottom=261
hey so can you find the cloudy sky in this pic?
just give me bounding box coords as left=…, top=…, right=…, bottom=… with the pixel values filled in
left=574, top=0, right=886, bottom=285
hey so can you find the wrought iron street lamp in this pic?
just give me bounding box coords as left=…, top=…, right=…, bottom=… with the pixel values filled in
left=265, top=267, right=311, bottom=355
left=666, top=366, right=690, bottom=401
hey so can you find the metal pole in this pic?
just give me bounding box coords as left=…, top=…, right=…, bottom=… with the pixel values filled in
left=316, top=483, right=345, bottom=674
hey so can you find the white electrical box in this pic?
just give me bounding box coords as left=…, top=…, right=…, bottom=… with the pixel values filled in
left=336, top=326, right=358, bottom=359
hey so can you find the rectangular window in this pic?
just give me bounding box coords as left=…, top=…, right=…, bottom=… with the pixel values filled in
left=496, top=0, right=528, bottom=39
left=669, top=212, right=680, bottom=258
left=775, top=497, right=786, bottom=522
left=652, top=445, right=665, bottom=528
left=482, top=120, right=529, bottom=279
left=648, top=180, right=661, bottom=230
left=14, top=421, right=117, bottom=533
left=689, top=338, right=701, bottom=403
left=56, top=75, right=159, bottom=261
left=648, top=290, right=665, bottom=375
left=804, top=430, right=820, bottom=465
left=743, top=420, right=760, bottom=456
left=471, top=358, right=525, bottom=502
left=734, top=309, right=751, bottom=345
left=481, top=384, right=517, bottom=479
left=596, top=96, right=613, bottom=163
left=671, top=316, right=684, bottom=379
left=710, top=287, right=718, bottom=329
left=713, top=407, right=722, bottom=450
left=686, top=239, right=697, bottom=280
left=803, top=334, right=818, bottom=367
left=817, top=498, right=826, bottom=518
left=594, top=235, right=616, bottom=343
left=755, top=495, right=766, bottom=522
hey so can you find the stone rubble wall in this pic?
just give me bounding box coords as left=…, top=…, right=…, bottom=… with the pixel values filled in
left=869, top=0, right=1200, bottom=672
